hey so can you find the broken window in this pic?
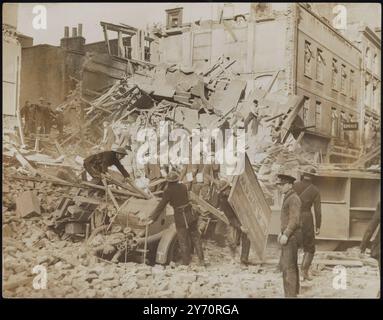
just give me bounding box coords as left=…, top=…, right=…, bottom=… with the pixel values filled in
left=332, top=58, right=338, bottom=90
left=331, top=107, right=339, bottom=137
left=144, top=39, right=151, bottom=62
left=340, top=64, right=347, bottom=94
left=304, top=41, right=313, bottom=78
left=123, top=37, right=132, bottom=59
left=315, top=101, right=321, bottom=130
left=316, top=48, right=325, bottom=83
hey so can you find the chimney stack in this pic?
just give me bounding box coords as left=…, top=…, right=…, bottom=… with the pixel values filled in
left=64, top=26, right=69, bottom=38
left=78, top=24, right=83, bottom=37
left=72, top=27, right=77, bottom=37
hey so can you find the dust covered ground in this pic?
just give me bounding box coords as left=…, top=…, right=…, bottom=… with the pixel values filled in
left=3, top=166, right=380, bottom=298
left=3, top=224, right=380, bottom=298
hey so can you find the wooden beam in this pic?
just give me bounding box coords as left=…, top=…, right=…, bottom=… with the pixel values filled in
left=103, top=25, right=111, bottom=55
left=189, top=191, right=229, bottom=225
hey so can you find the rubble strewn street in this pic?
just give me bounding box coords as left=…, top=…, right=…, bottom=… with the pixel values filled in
left=3, top=3, right=381, bottom=299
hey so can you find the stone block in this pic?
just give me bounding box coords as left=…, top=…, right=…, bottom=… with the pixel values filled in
left=16, top=191, right=41, bottom=218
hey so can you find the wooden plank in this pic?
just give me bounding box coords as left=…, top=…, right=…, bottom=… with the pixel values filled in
left=228, top=154, right=272, bottom=261
left=105, top=174, right=151, bottom=200
left=102, top=25, right=111, bottom=55
left=189, top=192, right=229, bottom=225
left=102, top=178, right=120, bottom=210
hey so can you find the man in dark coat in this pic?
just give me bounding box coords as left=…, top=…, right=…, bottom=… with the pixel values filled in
left=217, top=179, right=251, bottom=265
left=148, top=171, right=205, bottom=266
left=277, top=173, right=302, bottom=298
left=83, top=147, right=130, bottom=184
left=293, top=168, right=321, bottom=281
left=20, top=100, right=36, bottom=135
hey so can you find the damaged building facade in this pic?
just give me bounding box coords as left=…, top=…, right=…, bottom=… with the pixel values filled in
left=20, top=23, right=160, bottom=107
left=158, top=3, right=380, bottom=163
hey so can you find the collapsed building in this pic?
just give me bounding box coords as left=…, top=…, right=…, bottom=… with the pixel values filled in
left=3, top=3, right=381, bottom=298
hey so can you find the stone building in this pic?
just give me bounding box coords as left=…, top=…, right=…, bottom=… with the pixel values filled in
left=158, top=3, right=370, bottom=162
left=312, top=2, right=381, bottom=153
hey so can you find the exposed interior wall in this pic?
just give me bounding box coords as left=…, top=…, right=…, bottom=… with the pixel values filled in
left=20, top=45, right=66, bottom=107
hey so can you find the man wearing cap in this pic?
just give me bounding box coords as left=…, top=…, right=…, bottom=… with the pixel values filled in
left=277, top=173, right=302, bottom=298
left=83, top=147, right=131, bottom=184
left=217, top=179, right=251, bottom=265
left=148, top=171, right=206, bottom=266
left=293, top=168, right=321, bottom=281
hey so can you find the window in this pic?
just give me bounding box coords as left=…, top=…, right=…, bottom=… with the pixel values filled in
left=340, top=64, right=347, bottom=94
left=316, top=48, right=325, bottom=83
left=332, top=58, right=338, bottom=90
left=350, top=70, right=355, bottom=100
left=331, top=107, right=339, bottom=137
left=166, top=8, right=183, bottom=29
left=373, top=53, right=378, bottom=74
left=302, top=96, right=310, bottom=126
left=365, top=47, right=371, bottom=70
left=144, top=39, right=151, bottom=62
left=304, top=41, right=313, bottom=77
left=315, top=101, right=321, bottom=130
left=372, top=81, right=379, bottom=112
left=122, top=37, right=132, bottom=59
left=364, top=79, right=370, bottom=106
left=340, top=111, right=347, bottom=140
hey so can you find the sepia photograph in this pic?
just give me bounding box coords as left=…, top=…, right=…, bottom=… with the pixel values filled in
left=2, top=2, right=381, bottom=302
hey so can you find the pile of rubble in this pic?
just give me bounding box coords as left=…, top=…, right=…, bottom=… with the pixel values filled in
left=5, top=48, right=380, bottom=298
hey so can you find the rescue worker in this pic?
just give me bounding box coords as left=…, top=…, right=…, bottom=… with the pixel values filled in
left=277, top=173, right=302, bottom=298
left=83, top=147, right=131, bottom=185
left=55, top=106, right=64, bottom=136
left=44, top=102, right=55, bottom=134
left=36, top=97, right=47, bottom=134
left=20, top=100, right=36, bottom=135
left=293, top=168, right=321, bottom=281
left=217, top=179, right=251, bottom=265
left=360, top=201, right=380, bottom=297
left=147, top=171, right=206, bottom=267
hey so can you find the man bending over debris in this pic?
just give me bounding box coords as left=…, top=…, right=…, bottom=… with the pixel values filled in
left=83, top=147, right=131, bottom=184
left=277, top=173, right=302, bottom=298
left=147, top=171, right=206, bottom=267
left=217, top=179, right=251, bottom=266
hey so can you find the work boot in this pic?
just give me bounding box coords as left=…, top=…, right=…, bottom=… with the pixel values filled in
left=301, top=252, right=314, bottom=281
